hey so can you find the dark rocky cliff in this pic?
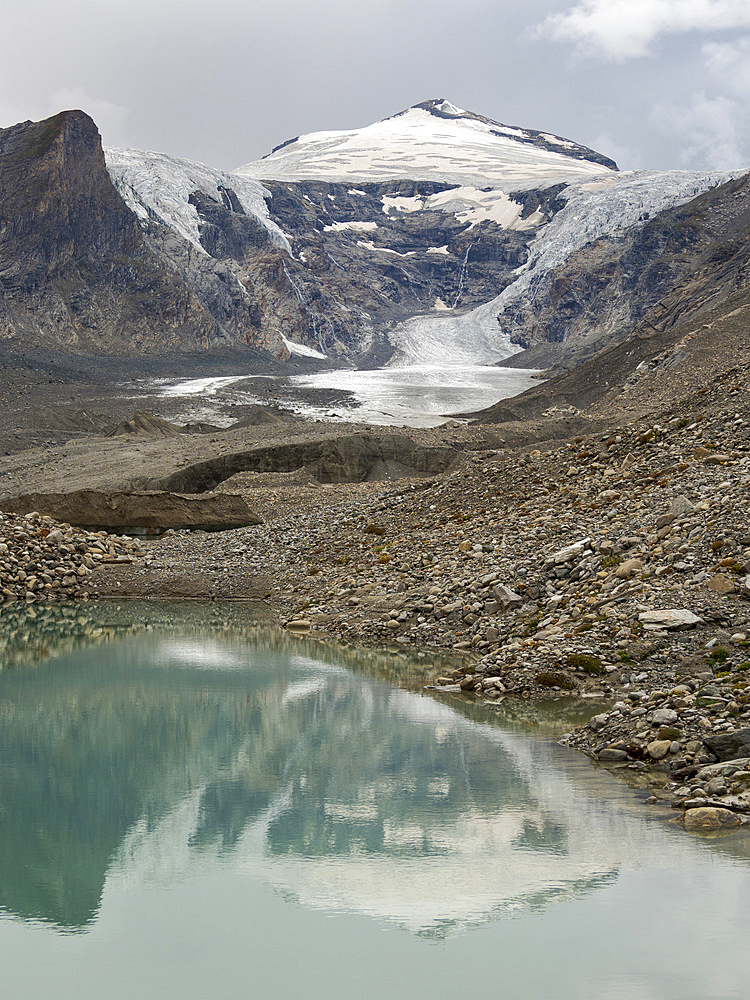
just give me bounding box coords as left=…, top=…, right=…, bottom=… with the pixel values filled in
left=0, top=111, right=254, bottom=354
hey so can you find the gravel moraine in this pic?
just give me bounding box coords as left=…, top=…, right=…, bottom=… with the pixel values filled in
left=0, top=511, right=142, bottom=603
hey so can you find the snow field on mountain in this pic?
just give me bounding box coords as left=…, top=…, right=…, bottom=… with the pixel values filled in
left=357, top=241, right=415, bottom=257
left=322, top=220, right=378, bottom=232
left=236, top=106, right=614, bottom=188
left=381, top=188, right=544, bottom=230
left=280, top=335, right=328, bottom=360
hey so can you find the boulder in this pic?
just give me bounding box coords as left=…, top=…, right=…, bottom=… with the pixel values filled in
left=638, top=609, right=703, bottom=630
left=615, top=557, right=643, bottom=579
left=703, top=728, right=750, bottom=762
left=0, top=490, right=263, bottom=533
left=683, top=807, right=742, bottom=833
left=707, top=574, right=735, bottom=595
left=651, top=708, right=678, bottom=725
left=646, top=740, right=672, bottom=760
left=492, top=583, right=524, bottom=610
left=546, top=538, right=591, bottom=566
left=597, top=748, right=630, bottom=761
left=285, top=619, right=312, bottom=631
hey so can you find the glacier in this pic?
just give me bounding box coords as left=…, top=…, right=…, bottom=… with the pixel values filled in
left=105, top=147, right=292, bottom=254
left=103, top=100, right=747, bottom=375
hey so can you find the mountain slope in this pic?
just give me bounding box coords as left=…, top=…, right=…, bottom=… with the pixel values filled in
left=386, top=167, right=738, bottom=365
left=0, top=111, right=220, bottom=353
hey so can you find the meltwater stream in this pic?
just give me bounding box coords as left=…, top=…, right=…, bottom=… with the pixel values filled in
left=1, top=602, right=750, bottom=1000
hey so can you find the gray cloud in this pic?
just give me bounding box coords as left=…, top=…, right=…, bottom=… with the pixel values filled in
left=0, top=0, right=747, bottom=172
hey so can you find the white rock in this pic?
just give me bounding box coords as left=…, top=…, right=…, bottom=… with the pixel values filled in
left=639, top=609, right=703, bottom=631
left=548, top=538, right=591, bottom=566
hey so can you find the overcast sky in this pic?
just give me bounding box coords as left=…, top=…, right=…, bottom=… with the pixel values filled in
left=1, top=0, right=748, bottom=172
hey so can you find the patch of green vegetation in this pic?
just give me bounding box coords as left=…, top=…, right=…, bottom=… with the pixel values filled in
left=708, top=648, right=730, bottom=663
left=536, top=670, right=576, bottom=690
left=618, top=651, right=634, bottom=663
left=657, top=726, right=682, bottom=741
left=565, top=652, right=605, bottom=675
left=737, top=661, right=750, bottom=671
left=603, top=555, right=622, bottom=568
left=523, top=619, right=539, bottom=636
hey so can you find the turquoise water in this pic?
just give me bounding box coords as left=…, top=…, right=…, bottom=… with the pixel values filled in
left=1, top=603, right=749, bottom=1000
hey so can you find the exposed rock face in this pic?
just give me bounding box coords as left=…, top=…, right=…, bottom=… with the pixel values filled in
left=0, top=490, right=263, bottom=532
left=498, top=172, right=750, bottom=372
left=703, top=729, right=750, bottom=763
left=0, top=112, right=222, bottom=353
left=250, top=180, right=565, bottom=357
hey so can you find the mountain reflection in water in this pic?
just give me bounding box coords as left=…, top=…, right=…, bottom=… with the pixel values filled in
left=0, top=602, right=748, bottom=945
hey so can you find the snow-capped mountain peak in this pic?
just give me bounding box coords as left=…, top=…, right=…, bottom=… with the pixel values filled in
left=235, top=99, right=618, bottom=189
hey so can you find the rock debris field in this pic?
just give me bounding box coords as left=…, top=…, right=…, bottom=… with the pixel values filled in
left=0, top=512, right=141, bottom=603
left=2, top=369, right=750, bottom=832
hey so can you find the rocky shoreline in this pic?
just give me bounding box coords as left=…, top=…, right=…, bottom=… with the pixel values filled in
left=1, top=363, right=748, bottom=834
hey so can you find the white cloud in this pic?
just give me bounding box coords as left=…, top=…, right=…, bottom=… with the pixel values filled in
left=588, top=131, right=644, bottom=170
left=649, top=33, right=750, bottom=169
left=702, top=37, right=750, bottom=95
left=537, top=0, right=750, bottom=61
left=534, top=0, right=750, bottom=167
left=651, top=92, right=747, bottom=168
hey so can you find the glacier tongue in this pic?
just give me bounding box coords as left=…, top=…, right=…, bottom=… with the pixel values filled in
left=388, top=167, right=745, bottom=367
left=104, top=147, right=292, bottom=254
left=390, top=300, right=521, bottom=367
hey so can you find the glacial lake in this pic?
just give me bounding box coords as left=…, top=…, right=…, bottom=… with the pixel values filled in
left=1, top=602, right=750, bottom=1000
